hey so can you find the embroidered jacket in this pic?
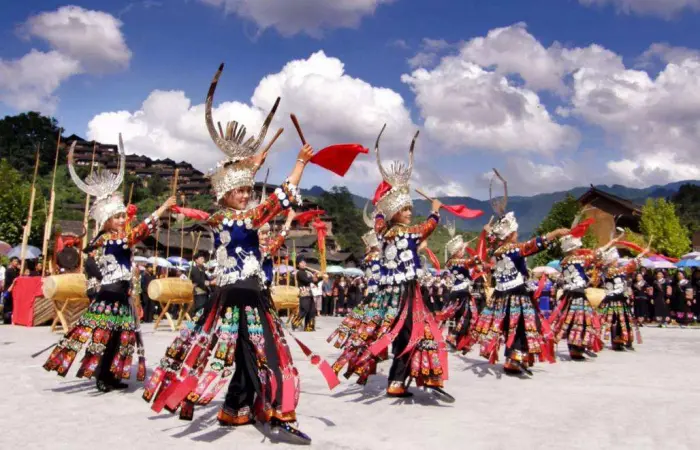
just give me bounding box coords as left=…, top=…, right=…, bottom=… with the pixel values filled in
left=446, top=255, right=480, bottom=292
left=90, top=214, right=159, bottom=285
left=207, top=181, right=300, bottom=287
left=560, top=251, right=598, bottom=291
left=602, top=258, right=639, bottom=296
left=493, top=236, right=551, bottom=291
left=375, top=212, right=439, bottom=287
left=362, top=249, right=382, bottom=294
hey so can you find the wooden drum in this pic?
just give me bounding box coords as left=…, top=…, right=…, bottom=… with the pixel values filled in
left=271, top=285, right=300, bottom=310
left=148, top=278, right=194, bottom=302
left=42, top=273, right=87, bottom=301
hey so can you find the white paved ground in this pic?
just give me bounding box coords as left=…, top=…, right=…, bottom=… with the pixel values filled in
left=1, top=317, right=698, bottom=450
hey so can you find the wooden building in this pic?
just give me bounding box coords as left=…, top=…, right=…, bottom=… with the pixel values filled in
left=577, top=186, right=642, bottom=245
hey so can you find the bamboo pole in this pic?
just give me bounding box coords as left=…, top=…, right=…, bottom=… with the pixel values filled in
left=19, top=147, right=41, bottom=274
left=180, top=194, right=185, bottom=259
left=166, top=169, right=179, bottom=259
left=81, top=142, right=98, bottom=265
left=41, top=130, right=62, bottom=276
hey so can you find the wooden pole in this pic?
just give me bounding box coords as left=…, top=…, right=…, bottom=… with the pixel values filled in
left=20, top=147, right=41, bottom=274
left=41, top=130, right=62, bottom=276
left=187, top=232, right=202, bottom=278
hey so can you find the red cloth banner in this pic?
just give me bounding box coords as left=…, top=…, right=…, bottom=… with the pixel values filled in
left=11, top=276, right=44, bottom=326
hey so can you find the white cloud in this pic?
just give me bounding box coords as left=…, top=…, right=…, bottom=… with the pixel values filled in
left=579, top=0, right=700, bottom=18
left=478, top=158, right=590, bottom=196
left=198, top=0, right=395, bottom=37
left=402, top=57, right=580, bottom=155
left=570, top=58, right=700, bottom=174
left=0, top=6, right=131, bottom=114
left=455, top=23, right=623, bottom=94
left=0, top=50, right=81, bottom=112
left=639, top=43, right=700, bottom=66
left=607, top=154, right=700, bottom=187
left=21, top=5, right=131, bottom=73
left=88, top=51, right=417, bottom=190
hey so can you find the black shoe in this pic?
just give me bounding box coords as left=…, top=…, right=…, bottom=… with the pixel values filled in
left=583, top=350, right=598, bottom=358
left=110, top=381, right=129, bottom=390
left=270, top=419, right=312, bottom=445
left=426, top=386, right=455, bottom=403
left=96, top=380, right=112, bottom=393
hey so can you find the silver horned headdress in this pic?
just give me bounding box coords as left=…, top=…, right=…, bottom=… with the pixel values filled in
left=361, top=200, right=380, bottom=249
left=68, top=134, right=126, bottom=229
left=206, top=63, right=281, bottom=201
left=488, top=168, right=518, bottom=240
left=445, top=220, right=465, bottom=262
left=374, top=124, right=417, bottom=220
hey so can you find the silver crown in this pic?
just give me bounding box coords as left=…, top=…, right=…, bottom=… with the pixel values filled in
left=487, top=168, right=519, bottom=240
left=361, top=200, right=379, bottom=248
left=374, top=124, right=417, bottom=220
left=205, top=63, right=281, bottom=201
left=491, top=211, right=519, bottom=240
left=68, top=134, right=126, bottom=229
left=560, top=235, right=582, bottom=253
left=445, top=220, right=464, bottom=260
left=601, top=247, right=620, bottom=265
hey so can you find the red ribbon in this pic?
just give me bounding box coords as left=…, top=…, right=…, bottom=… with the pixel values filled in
left=424, top=247, right=441, bottom=272
left=310, top=144, right=368, bottom=177
left=171, top=206, right=210, bottom=221
left=291, top=336, right=340, bottom=390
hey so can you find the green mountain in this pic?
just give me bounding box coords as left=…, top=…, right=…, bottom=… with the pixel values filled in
left=305, top=180, right=700, bottom=236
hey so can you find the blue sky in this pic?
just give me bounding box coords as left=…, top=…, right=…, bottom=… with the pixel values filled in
left=1, top=0, right=699, bottom=199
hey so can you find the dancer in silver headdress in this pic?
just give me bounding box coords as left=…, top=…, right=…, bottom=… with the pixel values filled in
left=44, top=135, right=175, bottom=392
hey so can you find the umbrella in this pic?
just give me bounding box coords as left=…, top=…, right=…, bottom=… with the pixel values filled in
left=274, top=265, right=295, bottom=274
left=325, top=265, right=345, bottom=274
left=546, top=260, right=561, bottom=270
left=0, top=241, right=11, bottom=256
left=343, top=267, right=364, bottom=277
left=133, top=256, right=149, bottom=264
left=7, top=245, right=42, bottom=260
left=676, top=259, right=700, bottom=268
left=642, top=258, right=676, bottom=269
left=532, top=266, right=559, bottom=276
left=147, top=257, right=172, bottom=268
left=681, top=252, right=700, bottom=260
left=167, top=256, right=189, bottom=266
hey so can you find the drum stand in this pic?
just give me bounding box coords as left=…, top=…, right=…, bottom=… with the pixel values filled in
left=153, top=297, right=193, bottom=331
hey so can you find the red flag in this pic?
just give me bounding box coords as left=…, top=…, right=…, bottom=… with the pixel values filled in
left=570, top=218, right=595, bottom=238
left=372, top=181, right=392, bottom=205
left=441, top=204, right=484, bottom=219
left=294, top=209, right=325, bottom=226
left=424, top=247, right=441, bottom=272
left=171, top=206, right=210, bottom=221
left=310, top=144, right=368, bottom=177
left=465, top=247, right=477, bottom=257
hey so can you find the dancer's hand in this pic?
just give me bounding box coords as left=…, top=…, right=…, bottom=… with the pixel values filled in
left=297, top=144, right=314, bottom=165
left=431, top=199, right=442, bottom=213
left=285, top=210, right=296, bottom=228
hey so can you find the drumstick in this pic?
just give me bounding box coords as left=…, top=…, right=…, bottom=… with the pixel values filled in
left=290, top=114, right=307, bottom=145
left=415, top=188, right=433, bottom=201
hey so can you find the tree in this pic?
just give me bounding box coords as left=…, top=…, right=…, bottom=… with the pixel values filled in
left=639, top=198, right=690, bottom=257
left=671, top=184, right=700, bottom=240
left=317, top=186, right=365, bottom=254
left=0, top=112, right=64, bottom=177
left=0, top=160, right=46, bottom=246
left=532, top=194, right=597, bottom=267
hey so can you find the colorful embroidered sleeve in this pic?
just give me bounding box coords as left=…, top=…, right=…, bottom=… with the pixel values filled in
left=406, top=212, right=440, bottom=242
left=127, top=213, right=159, bottom=247
left=252, top=180, right=302, bottom=228
left=517, top=236, right=550, bottom=257
left=267, top=232, right=286, bottom=255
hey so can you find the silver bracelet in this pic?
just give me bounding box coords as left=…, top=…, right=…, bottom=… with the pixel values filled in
left=297, top=158, right=306, bottom=164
